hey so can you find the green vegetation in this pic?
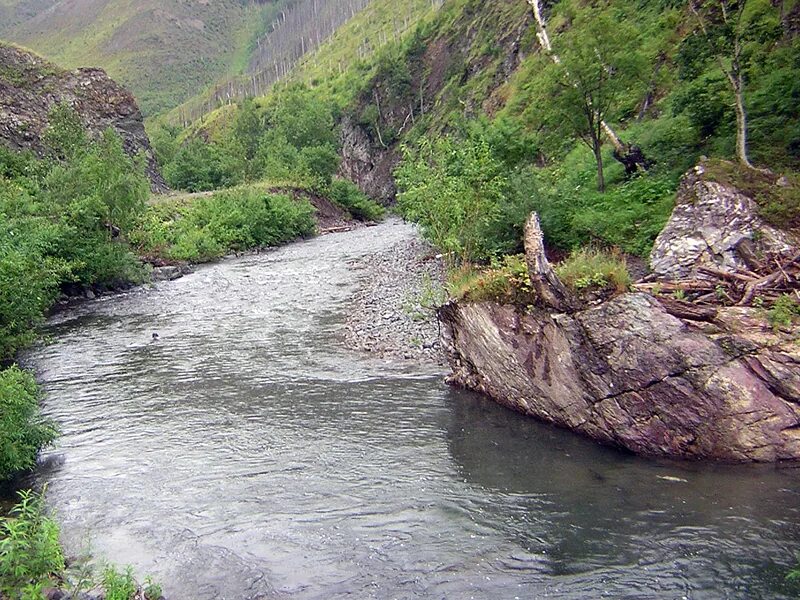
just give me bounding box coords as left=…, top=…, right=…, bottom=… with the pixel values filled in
left=132, top=187, right=317, bottom=263
left=0, top=368, right=57, bottom=482
left=156, top=85, right=343, bottom=193
left=767, top=294, right=800, bottom=331
left=447, top=255, right=535, bottom=305
left=555, top=248, right=632, bottom=295
left=0, top=490, right=163, bottom=600
left=328, top=179, right=385, bottom=222
left=0, top=490, right=64, bottom=599
left=102, top=565, right=138, bottom=600
left=0, top=0, right=275, bottom=115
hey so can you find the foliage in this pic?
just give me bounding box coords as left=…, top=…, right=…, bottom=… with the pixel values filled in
left=766, top=294, right=800, bottom=330
left=102, top=564, right=137, bottom=600
left=131, top=187, right=316, bottom=263
left=396, top=129, right=535, bottom=264
left=0, top=367, right=58, bottom=482
left=556, top=248, right=632, bottom=295
left=143, top=575, right=163, bottom=600
left=328, top=179, right=385, bottom=221
left=535, top=4, right=647, bottom=191
left=0, top=489, right=65, bottom=599
left=448, top=255, right=535, bottom=305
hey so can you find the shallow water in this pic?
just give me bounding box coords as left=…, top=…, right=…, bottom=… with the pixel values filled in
left=24, top=220, right=800, bottom=599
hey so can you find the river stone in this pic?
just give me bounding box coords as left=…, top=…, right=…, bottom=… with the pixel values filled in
left=649, top=163, right=795, bottom=279
left=438, top=293, right=800, bottom=462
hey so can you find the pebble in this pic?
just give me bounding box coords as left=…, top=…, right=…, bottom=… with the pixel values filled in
left=343, top=236, right=447, bottom=365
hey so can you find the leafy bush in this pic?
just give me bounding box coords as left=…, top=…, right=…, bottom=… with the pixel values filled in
left=0, top=489, right=65, bottom=599
left=131, top=187, right=316, bottom=263
left=328, top=179, right=385, bottom=221
left=102, top=564, right=137, bottom=600
left=0, top=367, right=58, bottom=481
left=767, top=294, right=800, bottom=330
left=556, top=248, right=632, bottom=295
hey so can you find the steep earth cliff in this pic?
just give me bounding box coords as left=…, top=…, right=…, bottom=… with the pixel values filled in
left=0, top=42, right=167, bottom=191
left=439, top=168, right=800, bottom=462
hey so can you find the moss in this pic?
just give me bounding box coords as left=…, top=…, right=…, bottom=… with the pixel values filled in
left=703, top=158, right=800, bottom=230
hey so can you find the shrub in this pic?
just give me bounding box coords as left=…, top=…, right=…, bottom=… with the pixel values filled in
left=328, top=179, right=385, bottom=221
left=0, top=489, right=65, bottom=599
left=0, top=367, right=58, bottom=481
left=767, top=294, right=800, bottom=331
left=556, top=248, right=632, bottom=295
left=131, top=187, right=316, bottom=263
left=102, top=564, right=137, bottom=600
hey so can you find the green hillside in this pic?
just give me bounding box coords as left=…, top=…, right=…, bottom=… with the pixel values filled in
left=0, top=0, right=273, bottom=115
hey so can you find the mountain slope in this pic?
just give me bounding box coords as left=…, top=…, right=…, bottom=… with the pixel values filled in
left=0, top=0, right=271, bottom=115
left=0, top=41, right=166, bottom=190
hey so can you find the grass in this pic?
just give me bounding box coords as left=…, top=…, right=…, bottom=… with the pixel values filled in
left=555, top=248, right=632, bottom=296
left=447, top=255, right=536, bottom=305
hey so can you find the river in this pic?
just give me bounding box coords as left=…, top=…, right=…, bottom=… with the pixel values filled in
left=24, top=220, right=800, bottom=599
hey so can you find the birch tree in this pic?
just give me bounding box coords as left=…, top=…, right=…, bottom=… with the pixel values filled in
left=527, top=0, right=650, bottom=177
left=536, top=7, right=646, bottom=191
left=689, top=0, right=770, bottom=169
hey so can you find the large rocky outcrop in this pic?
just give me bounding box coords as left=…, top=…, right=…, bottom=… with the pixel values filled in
left=650, top=161, right=795, bottom=280
left=0, top=42, right=167, bottom=192
left=440, top=296, right=799, bottom=462
left=439, top=209, right=800, bottom=462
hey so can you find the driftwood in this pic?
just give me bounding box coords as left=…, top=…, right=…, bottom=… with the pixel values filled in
left=524, top=213, right=576, bottom=312
left=656, top=296, right=718, bottom=322
left=637, top=249, right=799, bottom=311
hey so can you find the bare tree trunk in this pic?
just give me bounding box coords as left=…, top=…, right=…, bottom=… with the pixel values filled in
left=524, top=213, right=576, bottom=312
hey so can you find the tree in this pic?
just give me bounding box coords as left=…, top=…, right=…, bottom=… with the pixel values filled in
left=527, top=0, right=651, bottom=178
left=689, top=0, right=780, bottom=169
left=540, top=8, right=646, bottom=191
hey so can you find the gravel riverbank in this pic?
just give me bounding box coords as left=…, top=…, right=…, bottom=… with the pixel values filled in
left=343, top=220, right=447, bottom=366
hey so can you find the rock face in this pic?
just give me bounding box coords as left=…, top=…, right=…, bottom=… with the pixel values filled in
left=439, top=204, right=800, bottom=463
left=650, top=162, right=795, bottom=279
left=440, top=296, right=800, bottom=462
left=339, top=115, right=399, bottom=205
left=0, top=42, right=167, bottom=192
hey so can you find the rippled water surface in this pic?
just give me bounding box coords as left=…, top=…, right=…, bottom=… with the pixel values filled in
left=24, top=220, right=800, bottom=599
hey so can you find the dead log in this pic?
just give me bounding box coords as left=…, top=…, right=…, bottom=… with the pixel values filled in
left=524, top=213, right=576, bottom=313
left=656, top=296, right=719, bottom=322
left=738, top=252, right=800, bottom=306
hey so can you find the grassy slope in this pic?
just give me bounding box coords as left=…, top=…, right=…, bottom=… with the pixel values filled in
left=0, top=0, right=269, bottom=115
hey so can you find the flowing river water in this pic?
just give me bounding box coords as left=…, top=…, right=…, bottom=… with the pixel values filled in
left=23, top=220, right=800, bottom=599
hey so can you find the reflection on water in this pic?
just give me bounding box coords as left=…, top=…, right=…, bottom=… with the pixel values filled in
left=23, top=220, right=800, bottom=599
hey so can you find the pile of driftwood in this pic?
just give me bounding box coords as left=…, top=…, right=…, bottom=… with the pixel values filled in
left=633, top=250, right=800, bottom=321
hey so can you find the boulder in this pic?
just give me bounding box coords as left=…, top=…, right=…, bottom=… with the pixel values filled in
left=650, top=162, right=794, bottom=279
left=439, top=296, right=800, bottom=462
left=0, top=42, right=167, bottom=192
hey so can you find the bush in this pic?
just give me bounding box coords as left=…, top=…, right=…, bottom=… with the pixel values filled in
left=0, top=367, right=58, bottom=482
left=556, top=248, right=632, bottom=295
left=0, top=489, right=65, bottom=599
left=102, top=564, right=137, bottom=600
left=131, top=187, right=316, bottom=263
left=767, top=294, right=800, bottom=331
left=328, top=179, right=385, bottom=221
